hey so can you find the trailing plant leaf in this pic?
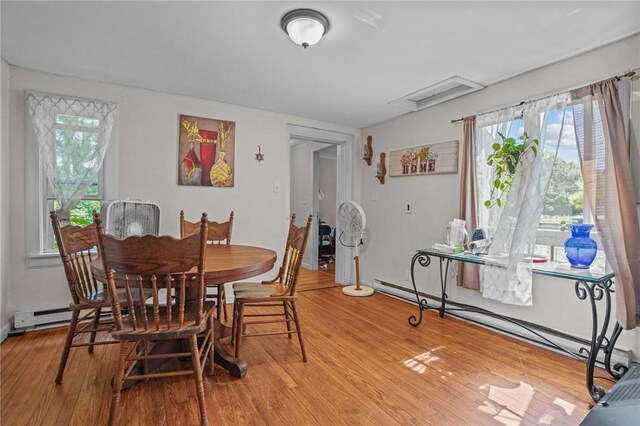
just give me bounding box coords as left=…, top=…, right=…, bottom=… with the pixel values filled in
left=484, top=131, right=540, bottom=209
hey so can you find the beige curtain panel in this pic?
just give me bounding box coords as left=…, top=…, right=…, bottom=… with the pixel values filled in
left=571, top=79, right=640, bottom=330
left=457, top=116, right=481, bottom=290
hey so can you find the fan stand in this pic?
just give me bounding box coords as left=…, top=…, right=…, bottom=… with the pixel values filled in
left=342, top=234, right=374, bottom=297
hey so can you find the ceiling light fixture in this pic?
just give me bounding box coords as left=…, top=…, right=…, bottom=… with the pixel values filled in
left=281, top=9, right=329, bottom=49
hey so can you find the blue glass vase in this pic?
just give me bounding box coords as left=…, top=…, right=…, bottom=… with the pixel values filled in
left=564, top=224, right=597, bottom=269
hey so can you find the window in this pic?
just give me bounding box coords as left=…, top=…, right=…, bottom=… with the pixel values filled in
left=25, top=92, right=118, bottom=267
left=476, top=103, right=615, bottom=269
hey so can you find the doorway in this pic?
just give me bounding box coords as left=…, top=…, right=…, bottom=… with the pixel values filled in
left=317, top=145, right=337, bottom=273
left=286, top=125, right=354, bottom=285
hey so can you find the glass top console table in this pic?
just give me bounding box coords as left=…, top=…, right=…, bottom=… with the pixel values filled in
left=409, top=249, right=627, bottom=403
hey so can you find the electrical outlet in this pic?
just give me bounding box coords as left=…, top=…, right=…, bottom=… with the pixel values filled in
left=405, top=202, right=412, bottom=214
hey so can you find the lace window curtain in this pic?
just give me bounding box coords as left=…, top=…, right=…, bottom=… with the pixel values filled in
left=479, top=93, right=569, bottom=305
left=475, top=106, right=520, bottom=236
left=26, top=92, right=118, bottom=225
left=571, top=79, right=640, bottom=329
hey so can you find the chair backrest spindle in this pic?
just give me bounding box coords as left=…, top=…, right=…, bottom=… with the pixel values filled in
left=274, top=214, right=313, bottom=295
left=51, top=212, right=105, bottom=305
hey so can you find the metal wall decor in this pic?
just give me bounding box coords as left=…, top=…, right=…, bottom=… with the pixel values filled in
left=255, top=145, right=264, bottom=162
left=363, top=135, right=373, bottom=166
left=376, top=152, right=386, bottom=184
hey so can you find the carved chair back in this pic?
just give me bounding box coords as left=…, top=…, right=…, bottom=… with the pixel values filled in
left=95, top=213, right=209, bottom=334
left=273, top=214, right=313, bottom=296
left=180, top=210, right=233, bottom=244
left=51, top=212, right=104, bottom=305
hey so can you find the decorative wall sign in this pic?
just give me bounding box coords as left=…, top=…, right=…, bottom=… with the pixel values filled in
left=389, top=140, right=458, bottom=177
left=178, top=114, right=235, bottom=187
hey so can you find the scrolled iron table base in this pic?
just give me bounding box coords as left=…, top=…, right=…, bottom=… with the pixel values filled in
left=408, top=250, right=625, bottom=403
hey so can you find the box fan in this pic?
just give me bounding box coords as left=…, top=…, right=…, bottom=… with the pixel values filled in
left=102, top=199, right=160, bottom=238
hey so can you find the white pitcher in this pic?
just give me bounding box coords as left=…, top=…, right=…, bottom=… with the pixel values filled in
left=444, top=219, right=469, bottom=247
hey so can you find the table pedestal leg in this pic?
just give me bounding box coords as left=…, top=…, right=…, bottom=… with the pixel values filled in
left=213, top=318, right=247, bottom=378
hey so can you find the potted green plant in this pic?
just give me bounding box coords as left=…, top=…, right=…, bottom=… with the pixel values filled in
left=484, top=132, right=539, bottom=208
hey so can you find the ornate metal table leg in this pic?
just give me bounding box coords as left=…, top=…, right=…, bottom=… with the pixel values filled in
left=438, top=258, right=452, bottom=318
left=408, top=252, right=431, bottom=327
left=603, top=322, right=628, bottom=380
left=575, top=279, right=614, bottom=402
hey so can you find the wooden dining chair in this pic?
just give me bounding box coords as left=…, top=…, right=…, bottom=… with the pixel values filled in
left=231, top=214, right=313, bottom=361
left=50, top=211, right=118, bottom=385
left=95, top=212, right=215, bottom=426
left=181, top=210, right=234, bottom=321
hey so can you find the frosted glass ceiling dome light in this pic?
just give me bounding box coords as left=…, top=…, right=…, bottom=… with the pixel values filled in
left=281, top=9, right=329, bottom=49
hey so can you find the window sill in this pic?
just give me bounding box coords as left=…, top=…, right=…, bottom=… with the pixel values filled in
left=26, top=253, right=62, bottom=269
left=536, top=227, right=601, bottom=247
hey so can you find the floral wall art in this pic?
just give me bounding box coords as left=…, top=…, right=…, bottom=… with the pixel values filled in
left=178, top=114, right=235, bottom=187
left=389, top=140, right=458, bottom=177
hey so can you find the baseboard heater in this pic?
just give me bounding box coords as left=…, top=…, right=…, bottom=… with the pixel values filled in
left=581, top=363, right=640, bottom=425
left=14, top=307, right=73, bottom=330
left=375, top=279, right=630, bottom=367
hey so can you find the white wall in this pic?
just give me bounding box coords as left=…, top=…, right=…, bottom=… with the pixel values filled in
left=360, top=34, right=640, bottom=357
left=289, top=143, right=313, bottom=224
left=319, top=156, right=337, bottom=228
left=6, top=66, right=359, bottom=318
left=1, top=58, right=11, bottom=335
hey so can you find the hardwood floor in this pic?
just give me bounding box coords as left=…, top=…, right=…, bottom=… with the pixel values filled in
left=1, top=269, right=597, bottom=425
left=297, top=265, right=338, bottom=292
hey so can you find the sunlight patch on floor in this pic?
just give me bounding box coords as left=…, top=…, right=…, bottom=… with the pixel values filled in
left=538, top=413, right=554, bottom=424
left=403, top=347, right=443, bottom=374
left=477, top=381, right=542, bottom=426
left=493, top=409, right=522, bottom=426
left=553, top=397, right=575, bottom=415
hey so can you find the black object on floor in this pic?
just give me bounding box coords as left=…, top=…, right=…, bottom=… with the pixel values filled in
left=581, top=363, right=640, bottom=425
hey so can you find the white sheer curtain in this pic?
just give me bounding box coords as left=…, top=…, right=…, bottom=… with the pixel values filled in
left=26, top=92, right=118, bottom=225
left=475, top=106, right=520, bottom=236
left=480, top=93, right=569, bottom=305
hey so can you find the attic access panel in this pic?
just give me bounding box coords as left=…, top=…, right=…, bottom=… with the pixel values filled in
left=389, top=76, right=484, bottom=111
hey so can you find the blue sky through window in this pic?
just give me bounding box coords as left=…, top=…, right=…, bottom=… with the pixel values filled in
left=504, top=108, right=579, bottom=164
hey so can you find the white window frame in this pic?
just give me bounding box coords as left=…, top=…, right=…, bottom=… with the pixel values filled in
left=25, top=94, right=118, bottom=268
left=476, top=110, right=597, bottom=255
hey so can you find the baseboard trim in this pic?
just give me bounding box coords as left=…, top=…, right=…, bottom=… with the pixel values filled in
left=0, top=323, right=11, bottom=343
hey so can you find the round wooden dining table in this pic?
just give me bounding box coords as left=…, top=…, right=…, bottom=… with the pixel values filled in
left=199, top=244, right=277, bottom=285
left=200, top=244, right=277, bottom=378
left=91, top=244, right=277, bottom=379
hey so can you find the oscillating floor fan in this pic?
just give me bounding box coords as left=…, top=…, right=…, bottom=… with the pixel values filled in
left=337, top=201, right=374, bottom=297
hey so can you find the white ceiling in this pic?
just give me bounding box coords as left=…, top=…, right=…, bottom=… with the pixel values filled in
left=2, top=1, right=639, bottom=128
